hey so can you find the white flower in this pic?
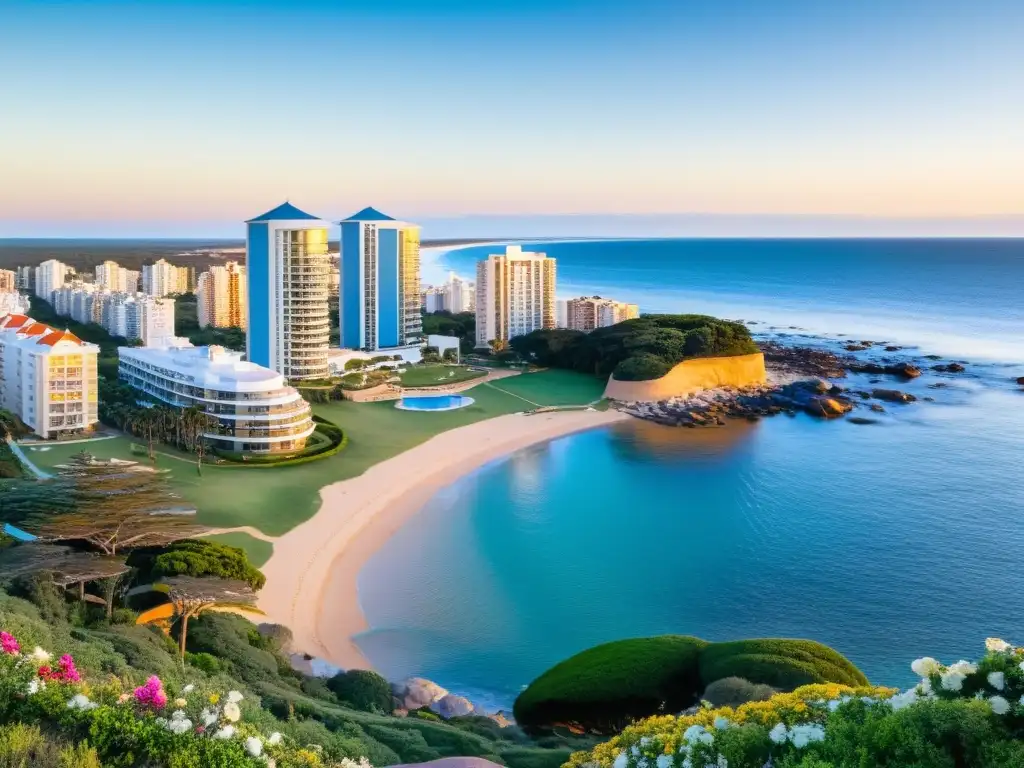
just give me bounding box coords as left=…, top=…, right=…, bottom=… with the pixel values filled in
left=267, top=732, right=282, bottom=746
left=713, top=716, right=730, bottom=731
left=182, top=684, right=195, bottom=694
left=640, top=737, right=652, bottom=747
left=989, top=695, right=1011, bottom=715
left=948, top=660, right=978, bottom=676
left=656, top=755, right=672, bottom=768
left=683, top=725, right=708, bottom=745
left=613, top=752, right=628, bottom=768
left=222, top=702, right=241, bottom=723
left=789, top=724, right=826, bottom=749
left=681, top=760, right=692, bottom=768
left=940, top=670, right=966, bottom=692
left=26, top=679, right=40, bottom=695
left=636, top=759, right=649, bottom=768
left=245, top=736, right=263, bottom=757
left=917, top=678, right=934, bottom=697
left=201, top=708, right=219, bottom=727
left=986, top=638, right=1012, bottom=653
left=631, top=746, right=640, bottom=758
left=227, top=690, right=244, bottom=703
left=171, top=709, right=187, bottom=721
left=29, top=647, right=51, bottom=663
left=988, top=671, right=1006, bottom=691
left=67, top=694, right=97, bottom=711
left=168, top=718, right=193, bottom=735
left=827, top=699, right=842, bottom=712
left=911, top=657, right=942, bottom=677
left=214, top=725, right=236, bottom=740
left=888, top=689, right=917, bottom=711
left=1019, top=661, right=1024, bottom=674
left=768, top=723, right=789, bottom=745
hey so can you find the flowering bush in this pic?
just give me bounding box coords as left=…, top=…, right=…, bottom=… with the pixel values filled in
left=567, top=638, right=1024, bottom=768
left=0, top=628, right=377, bottom=768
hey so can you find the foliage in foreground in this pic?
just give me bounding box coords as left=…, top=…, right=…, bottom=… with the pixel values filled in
left=509, top=315, right=759, bottom=382
left=567, top=638, right=1024, bottom=768
left=514, top=636, right=866, bottom=733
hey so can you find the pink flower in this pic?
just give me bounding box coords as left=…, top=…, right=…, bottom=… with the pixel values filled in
left=0, top=631, right=20, bottom=655
left=38, top=654, right=81, bottom=684
left=133, top=676, right=167, bottom=709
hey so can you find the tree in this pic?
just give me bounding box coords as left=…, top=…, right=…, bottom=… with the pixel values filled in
left=488, top=338, right=508, bottom=354
left=127, top=539, right=266, bottom=590
left=21, top=452, right=203, bottom=556
left=0, top=543, right=129, bottom=617
left=155, top=576, right=263, bottom=659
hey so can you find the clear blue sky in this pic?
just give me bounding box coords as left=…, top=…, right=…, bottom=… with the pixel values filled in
left=1, top=0, right=1022, bottom=237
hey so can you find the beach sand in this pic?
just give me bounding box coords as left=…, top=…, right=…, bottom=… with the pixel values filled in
left=258, top=408, right=628, bottom=670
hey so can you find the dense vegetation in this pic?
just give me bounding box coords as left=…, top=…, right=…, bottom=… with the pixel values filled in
left=568, top=638, right=1024, bottom=768
left=127, top=540, right=267, bottom=591
left=509, top=315, right=759, bottom=381
left=513, top=635, right=867, bottom=733
left=421, top=311, right=476, bottom=354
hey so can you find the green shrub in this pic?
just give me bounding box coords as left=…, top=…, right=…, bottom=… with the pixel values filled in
left=364, top=723, right=441, bottom=763
left=698, top=639, right=868, bottom=690
left=701, top=676, right=777, bottom=708
left=612, top=355, right=671, bottom=381
left=0, top=723, right=101, bottom=768
left=514, top=635, right=866, bottom=733
left=185, top=613, right=279, bottom=685
left=184, top=651, right=221, bottom=675
left=327, top=669, right=393, bottom=713
left=127, top=539, right=266, bottom=590
left=109, top=608, right=138, bottom=626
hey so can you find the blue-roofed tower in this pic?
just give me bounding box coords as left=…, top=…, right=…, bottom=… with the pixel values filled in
left=245, top=202, right=331, bottom=380
left=338, top=207, right=422, bottom=351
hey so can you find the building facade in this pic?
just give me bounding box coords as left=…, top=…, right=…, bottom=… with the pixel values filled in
left=0, top=293, right=30, bottom=317
left=118, top=344, right=315, bottom=455
left=475, top=246, right=557, bottom=348
left=95, top=260, right=138, bottom=293
left=566, top=296, right=640, bottom=332
left=15, top=267, right=33, bottom=292
left=245, top=202, right=331, bottom=380
left=446, top=272, right=475, bottom=313
left=34, top=260, right=70, bottom=299
left=0, top=270, right=16, bottom=293
left=142, top=259, right=191, bottom=297
left=422, top=287, right=446, bottom=313
left=339, top=207, right=422, bottom=352
left=196, top=261, right=247, bottom=328
left=0, top=314, right=100, bottom=438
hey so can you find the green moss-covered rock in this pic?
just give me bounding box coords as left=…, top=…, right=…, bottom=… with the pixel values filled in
left=514, top=635, right=866, bottom=733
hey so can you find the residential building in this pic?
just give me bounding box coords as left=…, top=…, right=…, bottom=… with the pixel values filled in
left=445, top=272, right=475, bottom=313
left=556, top=299, right=568, bottom=329
left=422, top=286, right=446, bottom=313
left=566, top=296, right=640, bottom=332
left=94, top=260, right=137, bottom=292
left=474, top=245, right=557, bottom=348
left=15, top=267, right=33, bottom=292
left=328, top=255, right=340, bottom=293
left=196, top=261, right=247, bottom=328
left=339, top=207, right=422, bottom=352
left=0, top=313, right=100, bottom=438
left=245, top=202, right=331, bottom=380
left=142, top=258, right=191, bottom=297
left=34, top=260, right=70, bottom=299
left=137, top=296, right=178, bottom=347
left=0, top=293, right=30, bottom=317
left=118, top=344, right=315, bottom=456
left=0, top=270, right=15, bottom=293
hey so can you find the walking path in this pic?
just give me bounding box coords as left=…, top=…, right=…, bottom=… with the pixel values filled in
left=17, top=434, right=119, bottom=447
left=7, top=439, right=52, bottom=479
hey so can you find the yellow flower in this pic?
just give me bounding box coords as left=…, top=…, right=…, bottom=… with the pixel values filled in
left=209, top=693, right=220, bottom=705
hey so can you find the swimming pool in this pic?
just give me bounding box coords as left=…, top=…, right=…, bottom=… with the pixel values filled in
left=395, top=394, right=475, bottom=412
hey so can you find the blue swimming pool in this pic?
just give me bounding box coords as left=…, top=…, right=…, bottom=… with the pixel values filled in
left=395, top=394, right=475, bottom=412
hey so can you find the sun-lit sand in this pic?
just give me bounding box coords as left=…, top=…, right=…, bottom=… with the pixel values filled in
left=257, top=408, right=628, bottom=670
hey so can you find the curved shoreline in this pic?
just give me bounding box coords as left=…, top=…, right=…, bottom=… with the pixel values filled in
left=258, top=408, right=629, bottom=670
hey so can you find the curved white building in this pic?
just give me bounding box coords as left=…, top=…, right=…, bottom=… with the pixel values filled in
left=118, top=344, right=315, bottom=455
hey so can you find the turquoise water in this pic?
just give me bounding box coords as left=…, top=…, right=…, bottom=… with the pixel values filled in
left=396, top=395, right=475, bottom=411
left=356, top=239, right=1024, bottom=710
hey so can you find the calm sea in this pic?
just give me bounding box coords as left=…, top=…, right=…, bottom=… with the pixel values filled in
left=356, top=239, right=1024, bottom=711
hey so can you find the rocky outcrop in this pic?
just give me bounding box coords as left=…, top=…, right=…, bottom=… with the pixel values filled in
left=932, top=363, right=966, bottom=373
left=392, top=678, right=449, bottom=711
left=871, top=389, right=917, bottom=403
left=848, top=361, right=921, bottom=378
left=605, top=353, right=766, bottom=403
left=431, top=694, right=475, bottom=719
left=805, top=396, right=854, bottom=418
left=759, top=343, right=847, bottom=379
left=1016, top=377, right=1024, bottom=386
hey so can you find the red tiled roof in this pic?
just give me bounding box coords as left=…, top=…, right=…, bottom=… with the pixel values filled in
left=39, top=329, right=81, bottom=347
left=21, top=323, right=51, bottom=336
left=1, top=314, right=29, bottom=328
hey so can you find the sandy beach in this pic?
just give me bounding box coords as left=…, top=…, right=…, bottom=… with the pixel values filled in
left=258, top=408, right=628, bottom=670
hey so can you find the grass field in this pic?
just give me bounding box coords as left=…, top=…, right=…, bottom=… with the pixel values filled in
left=398, top=364, right=486, bottom=388
left=21, top=370, right=607, bottom=542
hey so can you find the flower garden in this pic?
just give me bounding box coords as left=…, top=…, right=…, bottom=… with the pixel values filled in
left=0, top=629, right=369, bottom=767
left=567, top=639, right=1024, bottom=768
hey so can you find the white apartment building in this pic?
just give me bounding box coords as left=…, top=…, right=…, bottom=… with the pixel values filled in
left=34, top=260, right=70, bottom=299
left=566, top=296, right=640, bottom=332
left=142, top=258, right=191, bottom=297
left=94, top=260, right=137, bottom=293
left=422, top=287, right=446, bottom=313
left=118, top=344, right=315, bottom=456
left=15, top=266, right=33, bottom=292
left=137, top=296, right=177, bottom=347
left=445, top=272, right=475, bottom=313
left=196, top=261, right=247, bottom=328
left=0, top=293, right=30, bottom=317
left=475, top=246, right=557, bottom=348
left=0, top=313, right=100, bottom=438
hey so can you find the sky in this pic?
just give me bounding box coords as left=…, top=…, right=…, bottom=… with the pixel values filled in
left=1, top=0, right=1023, bottom=238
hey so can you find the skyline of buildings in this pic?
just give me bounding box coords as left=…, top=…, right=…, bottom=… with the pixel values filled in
left=339, top=207, right=422, bottom=353
left=565, top=296, right=640, bottom=332
left=95, top=260, right=140, bottom=293
left=197, top=260, right=247, bottom=329
left=422, top=272, right=476, bottom=315
left=0, top=313, right=99, bottom=439
left=475, top=246, right=557, bottom=349
left=143, top=258, right=195, bottom=297
left=245, top=202, right=332, bottom=380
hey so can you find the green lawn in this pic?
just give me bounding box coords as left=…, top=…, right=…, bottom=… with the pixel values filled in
left=398, top=364, right=486, bottom=388
left=22, top=370, right=606, bottom=540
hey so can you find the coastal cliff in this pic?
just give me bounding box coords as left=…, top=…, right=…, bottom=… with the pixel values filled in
left=603, top=352, right=767, bottom=402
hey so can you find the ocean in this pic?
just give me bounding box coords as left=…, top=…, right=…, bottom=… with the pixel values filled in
left=357, top=239, right=1024, bottom=711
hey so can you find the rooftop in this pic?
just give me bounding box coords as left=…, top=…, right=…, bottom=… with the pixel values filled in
left=119, top=344, right=294, bottom=392
left=247, top=201, right=321, bottom=223
left=0, top=314, right=92, bottom=349
left=341, top=206, right=395, bottom=222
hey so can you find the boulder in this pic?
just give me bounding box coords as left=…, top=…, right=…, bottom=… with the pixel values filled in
left=805, top=396, right=854, bottom=418
left=884, top=346, right=902, bottom=352
left=890, top=362, right=922, bottom=378
left=1016, top=377, right=1024, bottom=386
left=845, top=344, right=870, bottom=352
left=392, top=678, right=449, bottom=711
left=847, top=417, right=879, bottom=425
left=431, top=694, right=475, bottom=719
left=869, top=404, right=885, bottom=413
left=932, top=363, right=965, bottom=373
left=871, top=389, right=917, bottom=403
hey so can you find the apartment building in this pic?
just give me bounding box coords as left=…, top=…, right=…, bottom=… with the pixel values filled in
left=474, top=246, right=556, bottom=348
left=196, top=261, right=247, bottom=328
left=565, top=296, right=640, bottom=332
